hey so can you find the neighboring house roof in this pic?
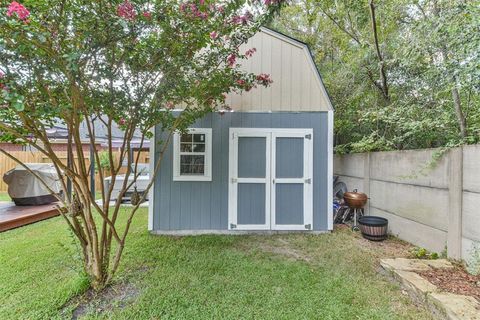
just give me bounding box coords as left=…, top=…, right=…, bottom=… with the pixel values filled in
left=46, top=117, right=149, bottom=148
left=224, top=27, right=334, bottom=112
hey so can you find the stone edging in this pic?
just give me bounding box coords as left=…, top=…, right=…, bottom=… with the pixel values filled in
left=380, top=258, right=480, bottom=320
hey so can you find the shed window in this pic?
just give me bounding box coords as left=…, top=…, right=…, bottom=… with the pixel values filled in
left=173, top=128, right=212, bottom=181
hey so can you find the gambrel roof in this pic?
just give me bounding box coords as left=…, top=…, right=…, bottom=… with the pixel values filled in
left=225, top=27, right=333, bottom=112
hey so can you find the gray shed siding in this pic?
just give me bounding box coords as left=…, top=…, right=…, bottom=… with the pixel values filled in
left=152, top=112, right=329, bottom=231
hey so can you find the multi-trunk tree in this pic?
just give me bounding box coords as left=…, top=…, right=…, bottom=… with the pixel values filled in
left=0, top=0, right=282, bottom=290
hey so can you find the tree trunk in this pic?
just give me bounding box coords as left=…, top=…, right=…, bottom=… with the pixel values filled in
left=431, top=0, right=467, bottom=139
left=369, top=0, right=390, bottom=103
left=452, top=87, right=467, bottom=138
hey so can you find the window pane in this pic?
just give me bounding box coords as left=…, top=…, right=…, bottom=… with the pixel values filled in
left=193, top=134, right=205, bottom=143
left=180, top=155, right=205, bottom=175
left=181, top=134, right=192, bottom=142
left=180, top=143, right=192, bottom=152
left=193, top=143, right=205, bottom=152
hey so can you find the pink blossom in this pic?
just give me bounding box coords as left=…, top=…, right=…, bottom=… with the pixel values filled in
left=217, top=5, right=224, bottom=13
left=256, top=73, right=273, bottom=85
left=117, top=0, right=136, bottom=21
left=232, top=15, right=246, bottom=25
left=245, top=48, right=256, bottom=58
left=236, top=79, right=246, bottom=86
left=227, top=54, right=236, bottom=67
left=197, top=11, right=208, bottom=19
left=232, top=12, right=252, bottom=25
left=166, top=101, right=175, bottom=109
left=6, top=1, right=30, bottom=21
left=0, top=71, right=4, bottom=78
left=180, top=3, right=187, bottom=12
left=119, top=118, right=126, bottom=125
left=199, top=0, right=205, bottom=5
left=210, top=31, right=218, bottom=40
left=142, top=11, right=152, bottom=19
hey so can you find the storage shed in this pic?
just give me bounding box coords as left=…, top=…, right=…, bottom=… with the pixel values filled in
left=149, top=27, right=334, bottom=233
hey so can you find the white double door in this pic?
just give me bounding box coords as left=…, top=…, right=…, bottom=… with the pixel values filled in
left=228, top=128, right=313, bottom=231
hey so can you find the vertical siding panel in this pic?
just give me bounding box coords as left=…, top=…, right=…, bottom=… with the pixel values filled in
left=250, top=34, right=262, bottom=110
left=240, top=41, right=253, bottom=111
left=209, top=113, right=221, bottom=229
left=219, top=113, right=232, bottom=228
left=300, top=53, right=310, bottom=111
left=225, top=94, right=233, bottom=110
left=261, top=32, right=272, bottom=111
left=180, top=183, right=191, bottom=229
left=309, top=71, right=316, bottom=110
left=315, top=112, right=329, bottom=230
left=281, top=41, right=291, bottom=111
left=158, top=132, right=172, bottom=230
left=270, top=36, right=282, bottom=111
left=170, top=154, right=183, bottom=230
left=291, top=48, right=302, bottom=111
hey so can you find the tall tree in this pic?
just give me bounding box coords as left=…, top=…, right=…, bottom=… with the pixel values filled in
left=272, top=0, right=480, bottom=152
left=0, top=0, right=283, bottom=290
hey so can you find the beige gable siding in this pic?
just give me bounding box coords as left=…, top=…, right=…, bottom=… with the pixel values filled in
left=225, top=28, right=332, bottom=112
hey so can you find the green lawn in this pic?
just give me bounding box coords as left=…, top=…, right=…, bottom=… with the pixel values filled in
left=0, top=192, right=12, bottom=202
left=0, top=209, right=433, bottom=320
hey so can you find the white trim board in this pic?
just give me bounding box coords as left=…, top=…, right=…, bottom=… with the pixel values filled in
left=327, top=111, right=334, bottom=230
left=148, top=126, right=156, bottom=231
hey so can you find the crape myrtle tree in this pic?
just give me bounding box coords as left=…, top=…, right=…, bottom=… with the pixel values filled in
left=0, top=0, right=281, bottom=290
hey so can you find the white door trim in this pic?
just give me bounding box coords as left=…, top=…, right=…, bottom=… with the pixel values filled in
left=228, top=128, right=314, bottom=231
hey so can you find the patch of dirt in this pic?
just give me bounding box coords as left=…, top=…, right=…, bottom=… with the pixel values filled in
left=418, top=266, right=480, bottom=302
left=62, top=281, right=139, bottom=319
left=263, top=238, right=312, bottom=262
left=239, top=237, right=312, bottom=262
left=336, top=224, right=414, bottom=258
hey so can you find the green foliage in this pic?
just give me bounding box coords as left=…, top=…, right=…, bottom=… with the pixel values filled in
left=96, top=151, right=112, bottom=172
left=0, top=0, right=285, bottom=290
left=272, top=0, right=480, bottom=153
left=466, top=242, right=480, bottom=275
left=410, top=247, right=439, bottom=260
left=0, top=0, right=282, bottom=141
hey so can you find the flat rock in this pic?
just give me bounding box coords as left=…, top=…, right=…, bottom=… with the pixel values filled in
left=423, top=259, right=454, bottom=269
left=394, top=270, right=438, bottom=294
left=381, top=258, right=453, bottom=272
left=429, top=292, right=480, bottom=320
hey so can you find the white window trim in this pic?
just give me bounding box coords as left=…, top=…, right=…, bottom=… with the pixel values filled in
left=173, top=128, right=212, bottom=181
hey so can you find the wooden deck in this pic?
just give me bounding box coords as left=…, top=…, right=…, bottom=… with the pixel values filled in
left=0, top=202, right=61, bottom=232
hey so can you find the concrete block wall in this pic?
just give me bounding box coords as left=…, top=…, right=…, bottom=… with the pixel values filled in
left=462, top=145, right=480, bottom=263
left=334, top=146, right=480, bottom=263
